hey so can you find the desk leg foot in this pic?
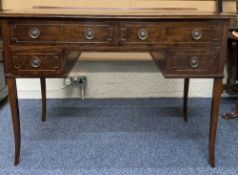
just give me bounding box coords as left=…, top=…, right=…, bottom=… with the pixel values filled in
left=222, top=101, right=238, bottom=120
left=40, top=78, right=46, bottom=122
left=183, top=78, right=189, bottom=122
left=7, top=78, right=21, bottom=165
left=209, top=78, right=222, bottom=167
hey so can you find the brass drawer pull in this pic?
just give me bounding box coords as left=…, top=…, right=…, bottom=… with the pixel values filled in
left=190, top=57, right=199, bottom=68
left=138, top=28, right=149, bottom=41
left=84, top=28, right=95, bottom=40
left=28, top=27, right=41, bottom=39
left=31, top=57, right=42, bottom=68
left=192, top=28, right=203, bottom=40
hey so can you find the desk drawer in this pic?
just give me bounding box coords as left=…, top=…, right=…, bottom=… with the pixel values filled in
left=11, top=50, right=64, bottom=76
left=152, top=48, right=222, bottom=77
left=10, top=21, right=115, bottom=45
left=119, top=22, right=221, bottom=46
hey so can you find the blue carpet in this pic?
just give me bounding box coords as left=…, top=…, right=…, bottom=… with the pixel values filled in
left=0, top=98, right=238, bottom=175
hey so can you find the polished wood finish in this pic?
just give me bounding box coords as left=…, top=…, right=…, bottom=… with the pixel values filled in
left=119, top=21, right=222, bottom=46
left=7, top=78, right=21, bottom=165
left=209, top=78, right=223, bottom=167
left=0, top=9, right=232, bottom=166
left=10, top=21, right=115, bottom=45
left=1, top=19, right=21, bottom=165
left=40, top=78, right=46, bottom=122
left=11, top=49, right=64, bottom=77
left=152, top=48, right=222, bottom=78
left=183, top=78, right=189, bottom=122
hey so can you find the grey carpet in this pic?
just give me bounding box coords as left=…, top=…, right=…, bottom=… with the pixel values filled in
left=0, top=98, right=238, bottom=175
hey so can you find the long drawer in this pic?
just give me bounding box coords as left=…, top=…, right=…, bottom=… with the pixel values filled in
left=10, top=21, right=115, bottom=46
left=119, top=21, right=222, bottom=46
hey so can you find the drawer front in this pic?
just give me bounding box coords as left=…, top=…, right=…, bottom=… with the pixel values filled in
left=11, top=50, right=64, bottom=76
left=10, top=21, right=115, bottom=45
left=119, top=22, right=221, bottom=46
left=167, top=48, right=221, bottom=76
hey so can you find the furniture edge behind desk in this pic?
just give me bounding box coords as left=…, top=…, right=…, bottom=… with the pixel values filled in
left=0, top=0, right=8, bottom=102
left=0, top=11, right=233, bottom=167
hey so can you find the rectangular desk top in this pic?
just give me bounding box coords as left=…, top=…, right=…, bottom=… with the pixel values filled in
left=0, top=9, right=235, bottom=19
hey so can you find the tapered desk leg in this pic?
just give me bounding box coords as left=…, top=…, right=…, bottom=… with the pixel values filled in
left=40, top=78, right=46, bottom=122
left=209, top=78, right=222, bottom=167
left=183, top=78, right=189, bottom=122
left=7, top=78, right=21, bottom=165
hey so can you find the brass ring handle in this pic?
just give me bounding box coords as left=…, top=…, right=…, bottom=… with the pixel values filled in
left=84, top=28, right=95, bottom=40
left=232, top=31, right=238, bottom=38
left=192, top=28, right=203, bottom=40
left=31, top=57, right=42, bottom=68
left=28, top=27, right=41, bottom=39
left=138, top=29, right=149, bottom=41
left=190, top=57, right=199, bottom=68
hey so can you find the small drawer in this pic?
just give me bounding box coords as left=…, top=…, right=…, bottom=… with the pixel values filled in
left=11, top=50, right=64, bottom=76
left=10, top=21, right=115, bottom=45
left=152, top=48, right=222, bottom=77
left=119, top=21, right=221, bottom=46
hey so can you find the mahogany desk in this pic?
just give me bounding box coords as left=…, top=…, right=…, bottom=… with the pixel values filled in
left=0, top=9, right=234, bottom=167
